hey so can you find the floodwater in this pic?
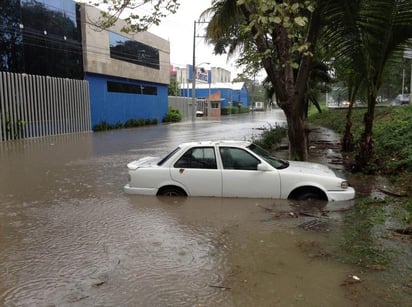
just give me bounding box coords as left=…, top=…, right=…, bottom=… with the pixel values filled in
left=0, top=111, right=410, bottom=306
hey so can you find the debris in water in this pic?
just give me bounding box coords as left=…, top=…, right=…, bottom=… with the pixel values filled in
left=341, top=275, right=362, bottom=286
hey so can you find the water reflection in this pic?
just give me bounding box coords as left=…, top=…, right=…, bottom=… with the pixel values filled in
left=0, top=193, right=355, bottom=306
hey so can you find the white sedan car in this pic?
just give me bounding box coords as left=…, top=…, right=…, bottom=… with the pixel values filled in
left=124, top=141, right=355, bottom=201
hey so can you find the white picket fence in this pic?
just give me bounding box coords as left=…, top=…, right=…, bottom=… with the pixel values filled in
left=0, top=72, right=91, bottom=141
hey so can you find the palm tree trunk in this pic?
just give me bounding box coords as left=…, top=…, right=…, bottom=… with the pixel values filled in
left=342, top=103, right=355, bottom=152
left=355, top=95, right=376, bottom=172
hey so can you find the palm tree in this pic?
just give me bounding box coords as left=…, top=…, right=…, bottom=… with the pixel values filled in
left=324, top=0, right=412, bottom=171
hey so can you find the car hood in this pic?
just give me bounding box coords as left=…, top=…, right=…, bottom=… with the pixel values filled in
left=286, top=161, right=337, bottom=177
left=127, top=156, right=160, bottom=170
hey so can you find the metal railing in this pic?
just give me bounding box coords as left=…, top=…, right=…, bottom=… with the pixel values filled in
left=0, top=72, right=91, bottom=141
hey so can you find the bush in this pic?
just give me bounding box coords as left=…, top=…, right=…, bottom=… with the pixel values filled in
left=93, top=120, right=113, bottom=131
left=221, top=106, right=239, bottom=115
left=124, top=119, right=137, bottom=128
left=239, top=106, right=250, bottom=113
left=162, top=108, right=182, bottom=123
left=115, top=121, right=123, bottom=129
left=251, top=124, right=288, bottom=152
left=93, top=117, right=158, bottom=131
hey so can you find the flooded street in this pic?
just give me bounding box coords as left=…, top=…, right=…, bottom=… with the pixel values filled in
left=0, top=111, right=410, bottom=306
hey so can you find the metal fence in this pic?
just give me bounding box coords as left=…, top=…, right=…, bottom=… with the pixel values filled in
left=0, top=72, right=91, bottom=141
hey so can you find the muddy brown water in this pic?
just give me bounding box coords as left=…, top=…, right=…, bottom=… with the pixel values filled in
left=0, top=111, right=410, bottom=306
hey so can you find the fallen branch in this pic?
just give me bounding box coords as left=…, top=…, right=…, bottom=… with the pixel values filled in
left=391, top=227, right=412, bottom=235
left=256, top=204, right=274, bottom=212
left=299, top=212, right=323, bottom=218
left=260, top=270, right=277, bottom=276
left=377, top=187, right=408, bottom=198
left=208, top=285, right=231, bottom=290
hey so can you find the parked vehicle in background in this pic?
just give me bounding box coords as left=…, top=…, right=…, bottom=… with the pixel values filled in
left=395, top=94, right=410, bottom=105
left=124, top=140, right=355, bottom=201
left=253, top=101, right=265, bottom=111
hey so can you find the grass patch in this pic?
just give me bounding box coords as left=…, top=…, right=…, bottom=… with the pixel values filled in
left=339, top=198, right=391, bottom=267
left=308, top=105, right=412, bottom=180
left=308, top=105, right=411, bottom=268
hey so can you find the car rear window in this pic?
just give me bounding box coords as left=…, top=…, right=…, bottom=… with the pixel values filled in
left=157, top=147, right=181, bottom=166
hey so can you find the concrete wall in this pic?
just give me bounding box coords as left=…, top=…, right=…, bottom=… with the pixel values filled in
left=211, top=67, right=231, bottom=83
left=80, top=4, right=170, bottom=85
left=168, top=96, right=192, bottom=120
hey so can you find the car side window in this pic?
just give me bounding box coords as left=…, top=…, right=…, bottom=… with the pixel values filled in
left=174, top=147, right=217, bottom=169
left=220, top=147, right=260, bottom=170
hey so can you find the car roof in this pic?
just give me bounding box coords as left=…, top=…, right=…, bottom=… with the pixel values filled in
left=178, top=140, right=252, bottom=148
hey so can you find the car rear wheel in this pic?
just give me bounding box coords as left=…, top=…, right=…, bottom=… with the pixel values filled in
left=157, top=186, right=187, bottom=197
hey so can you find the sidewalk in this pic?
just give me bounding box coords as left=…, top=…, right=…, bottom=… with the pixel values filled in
left=307, top=125, right=347, bottom=170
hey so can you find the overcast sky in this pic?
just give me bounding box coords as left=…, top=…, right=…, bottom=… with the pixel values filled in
left=148, top=0, right=240, bottom=76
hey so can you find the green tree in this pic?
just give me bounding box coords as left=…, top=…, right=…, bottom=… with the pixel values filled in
left=88, top=0, right=180, bottom=32
left=202, top=0, right=334, bottom=160
left=168, top=77, right=179, bottom=96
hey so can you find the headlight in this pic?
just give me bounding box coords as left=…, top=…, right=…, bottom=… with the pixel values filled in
left=340, top=181, right=349, bottom=189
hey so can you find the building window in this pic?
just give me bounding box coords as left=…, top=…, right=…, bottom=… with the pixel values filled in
left=0, top=0, right=83, bottom=79
left=107, top=81, right=157, bottom=95
left=109, top=32, right=159, bottom=70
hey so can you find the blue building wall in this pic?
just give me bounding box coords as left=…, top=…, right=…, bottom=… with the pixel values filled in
left=86, top=73, right=168, bottom=127
left=181, top=84, right=249, bottom=108
left=236, top=85, right=249, bottom=106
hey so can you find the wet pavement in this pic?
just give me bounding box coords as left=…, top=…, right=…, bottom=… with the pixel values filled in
left=0, top=111, right=411, bottom=306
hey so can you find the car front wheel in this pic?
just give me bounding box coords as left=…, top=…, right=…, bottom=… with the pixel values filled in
left=157, top=186, right=187, bottom=197
left=295, top=191, right=325, bottom=201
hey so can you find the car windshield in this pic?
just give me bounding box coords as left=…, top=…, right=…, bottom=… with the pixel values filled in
left=157, top=147, right=181, bottom=166
left=247, top=143, right=289, bottom=169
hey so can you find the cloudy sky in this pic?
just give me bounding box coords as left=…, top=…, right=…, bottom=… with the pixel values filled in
left=148, top=0, right=240, bottom=76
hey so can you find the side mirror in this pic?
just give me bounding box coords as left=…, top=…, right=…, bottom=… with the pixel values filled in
left=257, top=163, right=271, bottom=171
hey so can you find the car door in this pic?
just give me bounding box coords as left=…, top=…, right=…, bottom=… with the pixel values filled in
left=219, top=147, right=281, bottom=198
left=170, top=146, right=222, bottom=197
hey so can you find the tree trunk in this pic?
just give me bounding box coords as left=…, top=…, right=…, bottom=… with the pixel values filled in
left=284, top=107, right=308, bottom=161
left=355, top=96, right=376, bottom=172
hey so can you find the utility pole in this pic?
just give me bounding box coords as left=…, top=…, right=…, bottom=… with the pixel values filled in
left=191, top=20, right=196, bottom=121
left=191, top=19, right=209, bottom=121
